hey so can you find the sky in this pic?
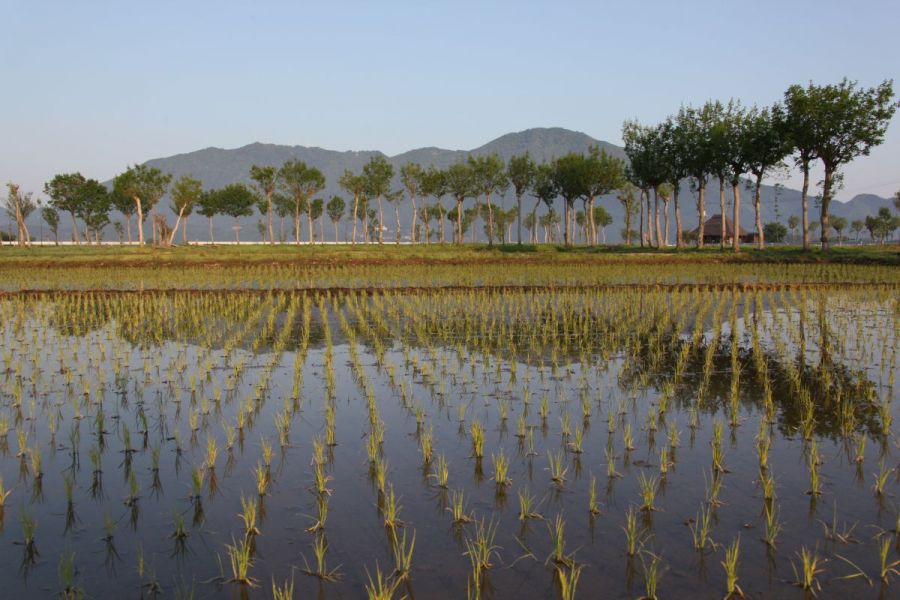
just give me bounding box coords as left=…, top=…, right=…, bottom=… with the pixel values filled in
left=2, top=0, right=899, bottom=201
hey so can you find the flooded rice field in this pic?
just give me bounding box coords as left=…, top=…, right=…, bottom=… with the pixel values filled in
left=0, top=284, right=897, bottom=598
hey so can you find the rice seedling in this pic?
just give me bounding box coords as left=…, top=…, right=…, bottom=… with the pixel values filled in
left=721, top=535, right=743, bottom=599
left=255, top=462, right=270, bottom=496
left=690, top=504, right=715, bottom=552
left=807, top=456, right=822, bottom=496
left=239, top=494, right=260, bottom=536
left=382, top=484, right=402, bottom=529
left=224, top=536, right=254, bottom=585
left=547, top=450, right=568, bottom=486
left=205, top=436, right=217, bottom=471
left=873, top=460, right=892, bottom=496
left=518, top=487, right=542, bottom=520
left=448, top=489, right=473, bottom=524
left=0, top=476, right=12, bottom=507
left=639, top=550, right=664, bottom=600
left=431, top=453, right=449, bottom=488
left=470, top=419, right=484, bottom=459
left=390, top=528, right=415, bottom=580
left=271, top=573, right=295, bottom=600
left=762, top=502, right=782, bottom=547
left=464, top=518, right=500, bottom=571
left=588, top=475, right=602, bottom=515
left=705, top=470, right=724, bottom=507
left=878, top=536, right=900, bottom=583
left=791, top=545, right=825, bottom=594
left=302, top=533, right=341, bottom=581
left=547, top=513, right=572, bottom=566
left=556, top=562, right=583, bottom=600
left=491, top=450, right=511, bottom=487
left=623, top=507, right=645, bottom=556
left=623, top=423, right=635, bottom=451
left=365, top=564, right=400, bottom=600
left=638, top=472, right=658, bottom=511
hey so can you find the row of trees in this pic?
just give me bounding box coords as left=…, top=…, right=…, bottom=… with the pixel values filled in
left=4, top=79, right=896, bottom=249
left=623, top=78, right=897, bottom=251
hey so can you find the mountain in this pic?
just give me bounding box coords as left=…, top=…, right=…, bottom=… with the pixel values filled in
left=19, top=127, right=897, bottom=243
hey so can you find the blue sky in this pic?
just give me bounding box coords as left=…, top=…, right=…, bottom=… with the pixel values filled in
left=2, top=0, right=899, bottom=199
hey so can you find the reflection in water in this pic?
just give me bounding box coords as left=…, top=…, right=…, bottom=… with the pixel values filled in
left=0, top=287, right=896, bottom=598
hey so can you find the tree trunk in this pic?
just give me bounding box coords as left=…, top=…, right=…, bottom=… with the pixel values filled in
left=333, top=220, right=339, bottom=242
left=516, top=194, right=523, bottom=245
left=169, top=206, right=186, bottom=246
left=639, top=189, right=646, bottom=248
left=134, top=196, right=145, bottom=246
left=589, top=196, right=597, bottom=245
left=456, top=199, right=463, bottom=244
left=646, top=192, right=655, bottom=247
left=279, top=216, right=285, bottom=242
left=377, top=196, right=384, bottom=244
left=719, top=179, right=726, bottom=250
left=563, top=200, right=570, bottom=246
left=69, top=211, right=81, bottom=245
left=653, top=189, right=661, bottom=248
left=395, top=203, right=401, bottom=244
left=486, top=193, right=495, bottom=247
left=732, top=181, right=741, bottom=253
left=697, top=184, right=706, bottom=249
left=126, top=215, right=132, bottom=244
left=351, top=192, right=359, bottom=245
left=800, top=162, right=810, bottom=250
left=183, top=215, right=188, bottom=244
left=234, top=219, right=240, bottom=244
left=308, top=212, right=314, bottom=244
left=674, top=185, right=683, bottom=248
left=439, top=207, right=446, bottom=244
left=294, top=207, right=301, bottom=245
left=821, top=165, right=834, bottom=251
left=410, top=195, right=417, bottom=244
left=267, top=194, right=274, bottom=244
left=208, top=216, right=214, bottom=243
left=663, top=200, right=669, bottom=246
left=754, top=173, right=764, bottom=249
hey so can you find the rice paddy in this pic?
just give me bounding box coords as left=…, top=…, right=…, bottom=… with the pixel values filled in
left=0, top=256, right=897, bottom=598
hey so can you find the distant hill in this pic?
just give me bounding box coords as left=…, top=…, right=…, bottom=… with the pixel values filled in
left=19, top=127, right=897, bottom=243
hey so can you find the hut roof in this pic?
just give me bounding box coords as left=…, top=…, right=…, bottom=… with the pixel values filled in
left=689, top=214, right=750, bottom=237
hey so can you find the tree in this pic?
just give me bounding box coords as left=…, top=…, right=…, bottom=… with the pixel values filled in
left=41, top=205, right=60, bottom=244
left=592, top=205, right=613, bottom=243
left=420, top=167, right=448, bottom=243
left=79, top=178, right=111, bottom=244
left=850, top=219, right=864, bottom=243
left=250, top=165, right=278, bottom=244
left=309, top=197, right=324, bottom=243
left=787, top=215, right=800, bottom=243
left=326, top=195, right=345, bottom=242
left=617, top=182, right=639, bottom=245
left=400, top=163, right=424, bottom=244
left=362, top=156, right=393, bottom=244
left=279, top=160, right=325, bottom=245
left=551, top=153, right=588, bottom=246
left=445, top=162, right=475, bottom=244
left=217, top=183, right=255, bottom=243
left=169, top=175, right=202, bottom=245
left=507, top=154, right=535, bottom=245
left=719, top=100, right=752, bottom=252
left=794, top=79, right=897, bottom=250
left=44, top=173, right=87, bottom=244
left=523, top=211, right=537, bottom=243
left=582, top=147, right=626, bottom=245
left=742, top=104, right=790, bottom=249
left=660, top=116, right=688, bottom=248
left=112, top=164, right=171, bottom=246
left=674, top=103, right=717, bottom=248
left=830, top=215, right=848, bottom=245
left=763, top=222, right=787, bottom=243
left=5, top=183, right=34, bottom=246
left=468, top=154, right=508, bottom=246
left=339, top=170, right=366, bottom=245
left=865, top=207, right=899, bottom=243
left=656, top=182, right=673, bottom=246
left=197, top=189, right=220, bottom=243
left=530, top=163, right=557, bottom=244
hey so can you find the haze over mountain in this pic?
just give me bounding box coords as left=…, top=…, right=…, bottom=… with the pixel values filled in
left=19, top=128, right=896, bottom=243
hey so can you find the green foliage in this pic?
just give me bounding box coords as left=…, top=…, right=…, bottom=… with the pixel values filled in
left=763, top=222, right=788, bottom=243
